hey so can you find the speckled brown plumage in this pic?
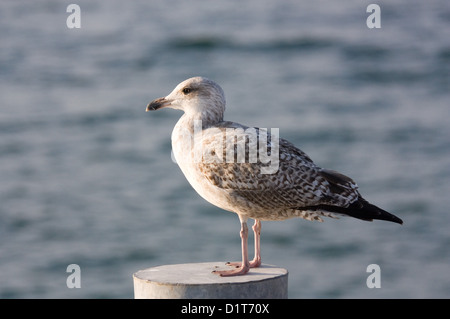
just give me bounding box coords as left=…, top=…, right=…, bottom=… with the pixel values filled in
left=196, top=123, right=362, bottom=221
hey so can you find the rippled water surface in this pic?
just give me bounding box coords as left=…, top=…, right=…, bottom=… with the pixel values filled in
left=1, top=0, right=449, bottom=298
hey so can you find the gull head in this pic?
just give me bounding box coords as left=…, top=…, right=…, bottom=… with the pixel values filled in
left=146, top=76, right=226, bottom=122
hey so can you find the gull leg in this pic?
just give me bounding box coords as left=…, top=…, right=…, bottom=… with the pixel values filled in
left=213, top=216, right=250, bottom=276
left=226, top=219, right=261, bottom=268
left=249, top=219, right=261, bottom=267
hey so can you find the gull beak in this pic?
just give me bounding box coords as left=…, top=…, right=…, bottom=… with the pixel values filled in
left=146, top=97, right=172, bottom=112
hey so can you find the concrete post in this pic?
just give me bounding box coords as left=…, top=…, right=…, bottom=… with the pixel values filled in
left=133, top=262, right=288, bottom=299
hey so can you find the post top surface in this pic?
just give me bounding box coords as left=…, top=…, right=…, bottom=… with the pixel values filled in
left=134, top=262, right=288, bottom=285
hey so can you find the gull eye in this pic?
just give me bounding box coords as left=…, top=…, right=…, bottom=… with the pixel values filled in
left=182, top=87, right=191, bottom=95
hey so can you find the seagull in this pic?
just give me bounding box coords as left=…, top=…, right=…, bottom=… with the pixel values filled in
left=146, top=76, right=403, bottom=276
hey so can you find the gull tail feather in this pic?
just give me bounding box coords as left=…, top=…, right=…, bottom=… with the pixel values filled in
left=302, top=198, right=403, bottom=224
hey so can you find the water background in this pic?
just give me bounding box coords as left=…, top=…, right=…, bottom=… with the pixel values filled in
left=1, top=0, right=449, bottom=298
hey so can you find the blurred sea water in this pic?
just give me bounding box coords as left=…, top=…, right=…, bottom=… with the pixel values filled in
left=0, top=0, right=449, bottom=298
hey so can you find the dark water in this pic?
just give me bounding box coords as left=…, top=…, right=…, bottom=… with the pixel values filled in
left=1, top=0, right=449, bottom=298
